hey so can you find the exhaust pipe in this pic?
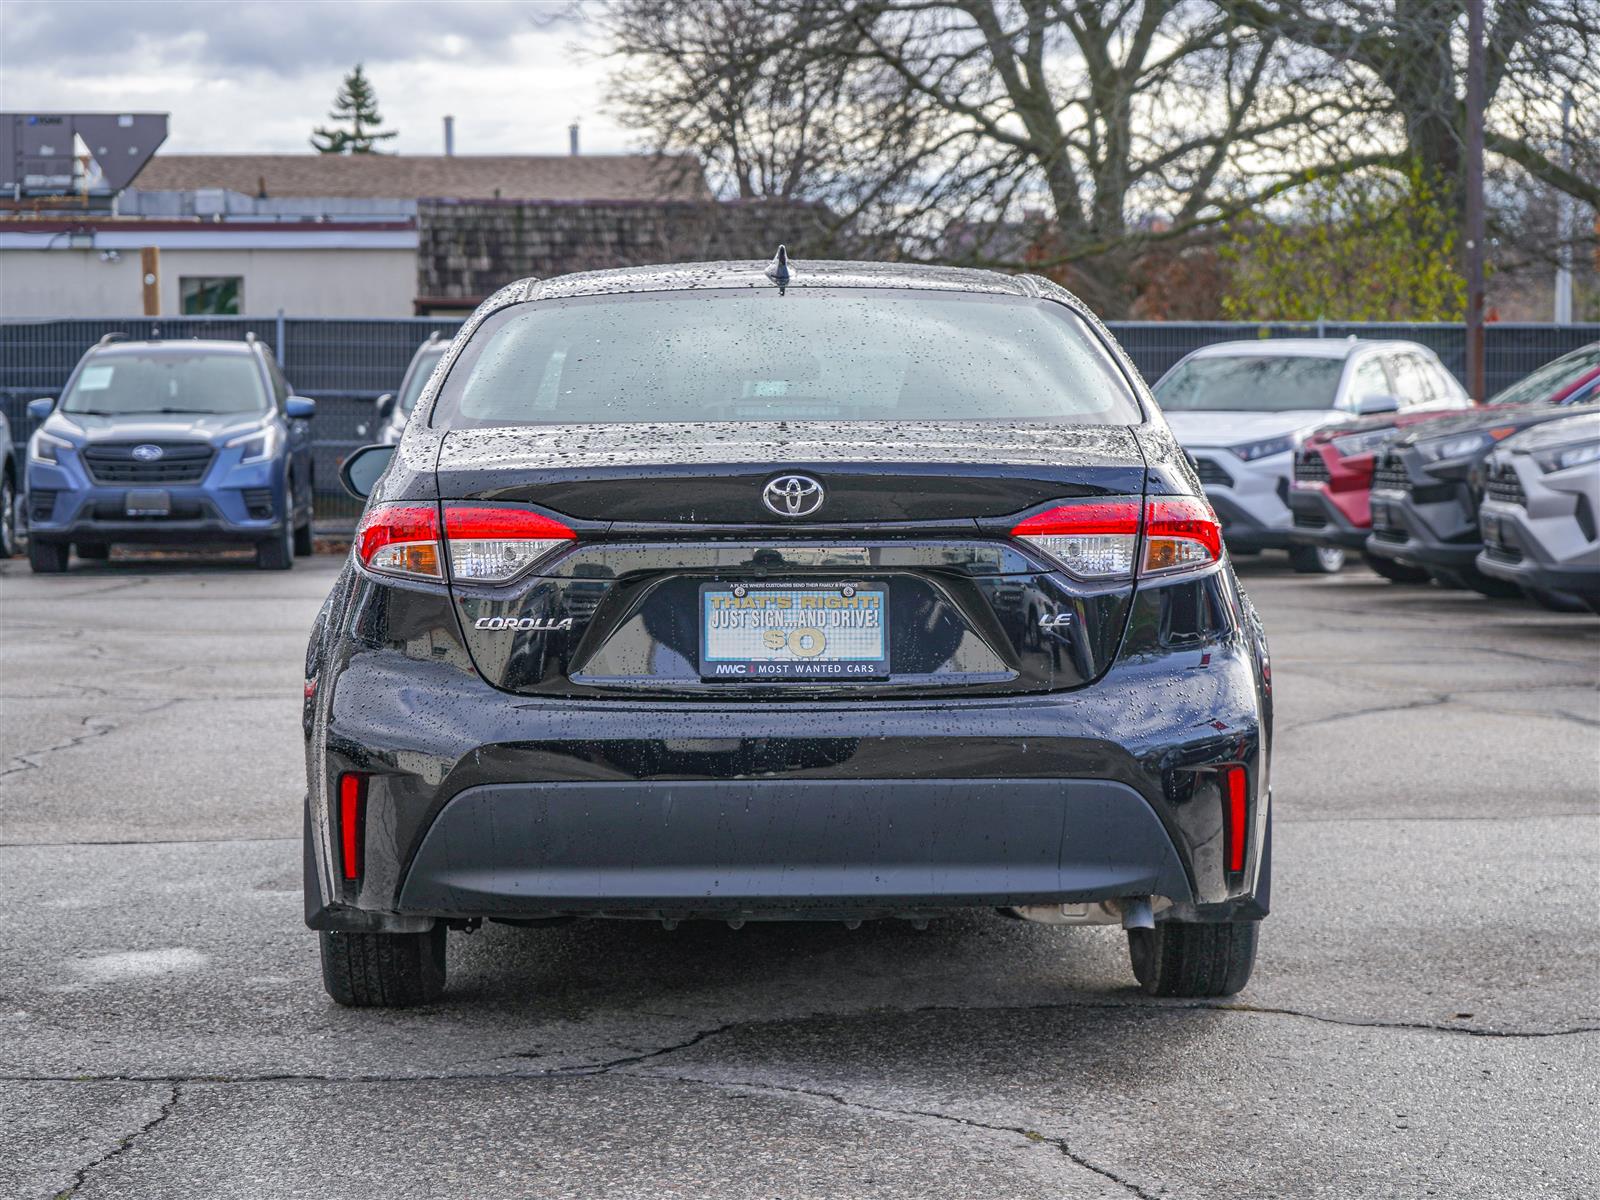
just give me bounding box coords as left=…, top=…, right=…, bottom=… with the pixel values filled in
left=1119, top=896, right=1155, bottom=930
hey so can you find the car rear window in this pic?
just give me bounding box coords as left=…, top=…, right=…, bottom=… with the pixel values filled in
left=1154, top=354, right=1345, bottom=412
left=428, top=288, right=1142, bottom=427
left=60, top=351, right=268, bottom=416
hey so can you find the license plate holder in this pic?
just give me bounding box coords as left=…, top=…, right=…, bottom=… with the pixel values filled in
left=700, top=581, right=889, bottom=680
left=125, top=489, right=171, bottom=516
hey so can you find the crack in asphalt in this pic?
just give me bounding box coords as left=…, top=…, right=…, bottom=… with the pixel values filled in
left=1277, top=694, right=1450, bottom=734
left=5, top=996, right=1595, bottom=1092
left=0, top=700, right=181, bottom=782
left=52, top=1081, right=180, bottom=1199
left=1279, top=689, right=1600, bottom=735
left=612, top=1067, right=1166, bottom=1199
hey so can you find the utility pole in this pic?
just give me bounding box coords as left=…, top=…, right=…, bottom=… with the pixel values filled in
left=1464, top=0, right=1486, bottom=401
left=1554, top=90, right=1574, bottom=324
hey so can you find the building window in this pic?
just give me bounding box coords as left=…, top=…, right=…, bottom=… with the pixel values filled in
left=180, top=276, right=242, bottom=315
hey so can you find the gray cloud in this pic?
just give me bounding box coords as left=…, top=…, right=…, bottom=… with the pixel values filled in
left=1, top=0, right=575, bottom=77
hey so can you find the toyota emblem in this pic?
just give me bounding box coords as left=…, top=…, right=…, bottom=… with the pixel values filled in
left=762, top=474, right=825, bottom=518
left=131, top=444, right=164, bottom=462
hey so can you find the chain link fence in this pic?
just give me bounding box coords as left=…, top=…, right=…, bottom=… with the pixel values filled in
left=4, top=315, right=1596, bottom=530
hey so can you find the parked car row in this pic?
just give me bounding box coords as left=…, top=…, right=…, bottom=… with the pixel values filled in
left=1153, top=338, right=1472, bottom=574
left=1158, top=339, right=1599, bottom=611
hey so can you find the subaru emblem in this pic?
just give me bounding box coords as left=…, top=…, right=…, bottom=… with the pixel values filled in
left=762, top=474, right=825, bottom=518
left=131, top=444, right=164, bottom=462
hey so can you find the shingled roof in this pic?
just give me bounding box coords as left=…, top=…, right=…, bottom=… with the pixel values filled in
left=133, top=154, right=709, bottom=202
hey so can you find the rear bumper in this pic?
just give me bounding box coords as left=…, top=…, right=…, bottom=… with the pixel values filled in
left=307, top=636, right=1271, bottom=930
left=395, top=778, right=1194, bottom=917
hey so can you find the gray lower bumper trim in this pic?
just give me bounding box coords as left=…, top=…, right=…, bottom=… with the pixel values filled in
left=397, top=778, right=1193, bottom=916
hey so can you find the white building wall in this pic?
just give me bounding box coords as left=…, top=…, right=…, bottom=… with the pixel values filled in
left=0, top=247, right=417, bottom=317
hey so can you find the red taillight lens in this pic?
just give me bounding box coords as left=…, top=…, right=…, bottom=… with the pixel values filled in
left=1010, top=495, right=1221, bottom=580
left=443, top=504, right=575, bottom=584
left=354, top=503, right=576, bottom=584
left=355, top=504, right=442, bottom=580
left=338, top=773, right=367, bottom=881
left=1010, top=499, right=1141, bottom=580
left=1143, top=495, right=1222, bottom=576
left=1221, top=765, right=1248, bottom=873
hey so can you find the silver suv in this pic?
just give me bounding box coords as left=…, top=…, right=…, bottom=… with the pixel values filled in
left=1476, top=410, right=1600, bottom=613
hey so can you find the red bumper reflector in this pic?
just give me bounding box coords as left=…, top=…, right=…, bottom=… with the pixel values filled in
left=339, top=773, right=367, bottom=881
left=1221, top=765, right=1247, bottom=873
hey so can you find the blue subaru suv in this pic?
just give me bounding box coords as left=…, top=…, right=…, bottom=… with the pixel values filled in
left=25, top=334, right=316, bottom=572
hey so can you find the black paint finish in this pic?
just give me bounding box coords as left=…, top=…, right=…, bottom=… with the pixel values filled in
left=305, top=259, right=1271, bottom=933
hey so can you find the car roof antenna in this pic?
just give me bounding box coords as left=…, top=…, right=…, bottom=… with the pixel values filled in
left=765, top=244, right=792, bottom=292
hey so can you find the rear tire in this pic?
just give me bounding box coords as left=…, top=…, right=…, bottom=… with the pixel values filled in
left=1522, top=587, right=1590, bottom=613
left=256, top=522, right=293, bottom=570
left=0, top=470, right=15, bottom=558
left=1361, top=551, right=1429, bottom=583
left=75, top=543, right=111, bottom=561
left=1127, top=920, right=1259, bottom=997
left=28, top=539, right=70, bottom=573
left=319, top=926, right=447, bottom=1007
left=1288, top=545, right=1345, bottom=574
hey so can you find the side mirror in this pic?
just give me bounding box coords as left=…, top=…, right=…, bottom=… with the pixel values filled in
left=374, top=393, right=397, bottom=422
left=285, top=396, right=317, bottom=419
left=1354, top=393, right=1400, bottom=416
left=339, top=444, right=397, bottom=500
left=28, top=398, right=55, bottom=421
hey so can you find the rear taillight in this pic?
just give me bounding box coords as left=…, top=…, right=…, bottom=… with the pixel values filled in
left=355, top=502, right=575, bottom=584
left=356, top=504, right=442, bottom=580
left=1143, top=496, right=1223, bottom=576
left=443, top=504, right=575, bottom=584
left=1011, top=496, right=1221, bottom=580
left=1009, top=499, right=1140, bottom=580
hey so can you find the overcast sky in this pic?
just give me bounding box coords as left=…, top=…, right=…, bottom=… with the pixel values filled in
left=0, top=0, right=633, bottom=156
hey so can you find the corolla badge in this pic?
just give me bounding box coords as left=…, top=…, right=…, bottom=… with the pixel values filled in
left=131, top=444, right=164, bottom=462
left=762, top=474, right=825, bottom=517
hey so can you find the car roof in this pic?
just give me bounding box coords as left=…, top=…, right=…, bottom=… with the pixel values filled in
left=1184, top=339, right=1427, bottom=361
left=522, top=259, right=1040, bottom=303
left=89, top=339, right=259, bottom=358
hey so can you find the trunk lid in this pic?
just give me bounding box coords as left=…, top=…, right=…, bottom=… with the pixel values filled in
left=437, top=421, right=1149, bottom=699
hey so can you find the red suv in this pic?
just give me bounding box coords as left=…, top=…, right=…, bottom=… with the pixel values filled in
left=1287, top=410, right=1472, bottom=581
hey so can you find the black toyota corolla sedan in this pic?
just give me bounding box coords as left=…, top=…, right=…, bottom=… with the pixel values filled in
left=304, top=257, right=1273, bottom=1007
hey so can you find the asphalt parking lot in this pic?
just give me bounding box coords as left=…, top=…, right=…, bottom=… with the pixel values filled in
left=1, top=550, right=1596, bottom=1199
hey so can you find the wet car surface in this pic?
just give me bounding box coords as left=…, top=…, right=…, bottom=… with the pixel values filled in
left=2, top=552, right=1594, bottom=1198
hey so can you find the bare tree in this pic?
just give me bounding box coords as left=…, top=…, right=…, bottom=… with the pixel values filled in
left=606, top=0, right=1351, bottom=313
left=1217, top=0, right=1600, bottom=209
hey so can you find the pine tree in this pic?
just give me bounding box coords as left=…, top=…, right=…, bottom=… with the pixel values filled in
left=310, top=65, right=398, bottom=155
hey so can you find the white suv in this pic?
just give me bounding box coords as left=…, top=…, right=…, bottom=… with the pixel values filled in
left=1153, top=339, right=1469, bottom=572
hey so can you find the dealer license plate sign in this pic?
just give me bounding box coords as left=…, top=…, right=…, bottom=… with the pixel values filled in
left=125, top=489, right=171, bottom=516
left=700, top=582, right=888, bottom=680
